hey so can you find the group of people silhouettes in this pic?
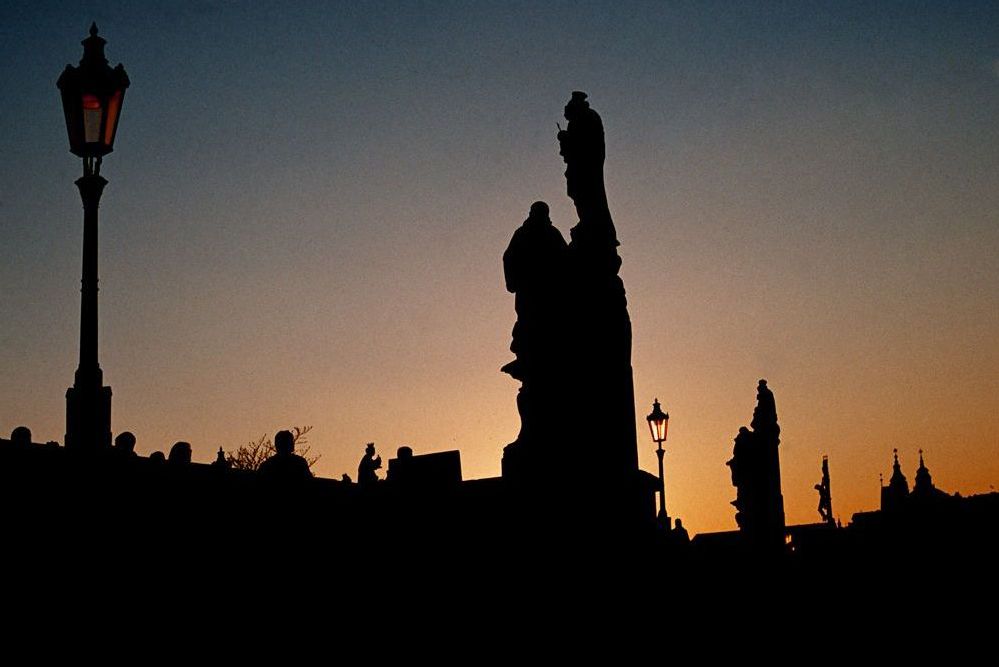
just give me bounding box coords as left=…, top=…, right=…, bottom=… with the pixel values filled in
left=105, top=427, right=385, bottom=486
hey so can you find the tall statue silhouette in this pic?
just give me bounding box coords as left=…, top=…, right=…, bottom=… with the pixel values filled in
left=727, top=379, right=786, bottom=552
left=358, top=443, right=382, bottom=488
left=502, top=92, right=645, bottom=532
left=501, top=202, right=567, bottom=478
left=815, top=456, right=834, bottom=525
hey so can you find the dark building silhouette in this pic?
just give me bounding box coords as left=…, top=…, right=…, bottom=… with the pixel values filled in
left=727, top=379, right=786, bottom=551
left=387, top=447, right=462, bottom=489
left=877, top=449, right=953, bottom=513
left=881, top=449, right=910, bottom=511
left=912, top=450, right=946, bottom=501
left=848, top=449, right=999, bottom=570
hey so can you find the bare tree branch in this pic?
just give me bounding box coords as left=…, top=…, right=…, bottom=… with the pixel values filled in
left=225, top=426, right=320, bottom=472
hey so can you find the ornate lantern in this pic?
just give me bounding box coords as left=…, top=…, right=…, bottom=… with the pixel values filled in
left=57, top=23, right=130, bottom=161
left=646, top=398, right=669, bottom=445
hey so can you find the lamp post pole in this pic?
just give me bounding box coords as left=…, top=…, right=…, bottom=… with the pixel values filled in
left=76, top=168, right=106, bottom=390
left=655, top=440, right=667, bottom=528
left=58, top=24, right=129, bottom=451
left=65, top=170, right=112, bottom=450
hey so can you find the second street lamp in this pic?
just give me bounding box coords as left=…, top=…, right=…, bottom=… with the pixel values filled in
left=57, top=23, right=130, bottom=450
left=646, top=398, right=670, bottom=530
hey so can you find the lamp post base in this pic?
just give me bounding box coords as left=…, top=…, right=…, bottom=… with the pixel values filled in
left=65, top=383, right=112, bottom=451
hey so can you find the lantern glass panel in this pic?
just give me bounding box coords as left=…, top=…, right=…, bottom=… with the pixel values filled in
left=82, top=94, right=102, bottom=144
left=103, top=90, right=122, bottom=146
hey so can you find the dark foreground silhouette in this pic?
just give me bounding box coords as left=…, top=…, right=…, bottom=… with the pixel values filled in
left=2, top=92, right=996, bottom=609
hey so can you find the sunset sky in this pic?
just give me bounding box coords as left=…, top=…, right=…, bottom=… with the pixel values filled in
left=1, top=1, right=997, bottom=534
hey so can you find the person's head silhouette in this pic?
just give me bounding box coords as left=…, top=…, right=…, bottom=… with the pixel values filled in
left=115, top=431, right=136, bottom=454
left=168, top=441, right=192, bottom=464
left=10, top=426, right=31, bottom=447
left=275, top=430, right=294, bottom=456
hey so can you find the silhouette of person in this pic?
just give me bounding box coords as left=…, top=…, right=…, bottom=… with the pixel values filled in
left=149, top=451, right=166, bottom=464
left=357, top=443, right=381, bottom=487
left=114, top=431, right=137, bottom=456
left=258, top=430, right=312, bottom=481
left=168, top=441, right=192, bottom=465
left=9, top=426, right=31, bottom=448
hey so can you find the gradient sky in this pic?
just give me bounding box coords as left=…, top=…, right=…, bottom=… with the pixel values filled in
left=1, top=1, right=997, bottom=534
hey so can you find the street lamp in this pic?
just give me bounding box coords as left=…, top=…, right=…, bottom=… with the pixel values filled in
left=57, top=23, right=130, bottom=450
left=646, top=398, right=670, bottom=530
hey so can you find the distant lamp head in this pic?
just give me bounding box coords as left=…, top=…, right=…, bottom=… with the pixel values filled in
left=646, top=398, right=669, bottom=445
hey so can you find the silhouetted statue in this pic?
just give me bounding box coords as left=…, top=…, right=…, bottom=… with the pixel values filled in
left=728, top=427, right=753, bottom=520
left=501, top=93, right=645, bottom=532
left=502, top=201, right=567, bottom=383
left=815, top=455, right=834, bottom=525
left=168, top=441, right=192, bottom=465
left=149, top=451, right=166, bottom=464
left=114, top=431, right=137, bottom=457
left=358, top=443, right=381, bottom=487
left=727, top=379, right=786, bottom=552
left=557, top=91, right=605, bottom=203
left=259, top=430, right=312, bottom=482
left=501, top=202, right=568, bottom=467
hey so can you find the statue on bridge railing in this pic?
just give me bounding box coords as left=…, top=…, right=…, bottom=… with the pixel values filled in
left=501, top=93, right=643, bottom=529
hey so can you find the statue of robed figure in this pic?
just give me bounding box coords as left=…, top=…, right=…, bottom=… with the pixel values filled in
left=501, top=92, right=648, bottom=534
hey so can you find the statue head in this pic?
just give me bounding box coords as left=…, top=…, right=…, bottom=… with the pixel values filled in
left=528, top=201, right=550, bottom=223
left=275, top=430, right=294, bottom=455
left=365, top=442, right=376, bottom=456
left=564, top=91, right=589, bottom=121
